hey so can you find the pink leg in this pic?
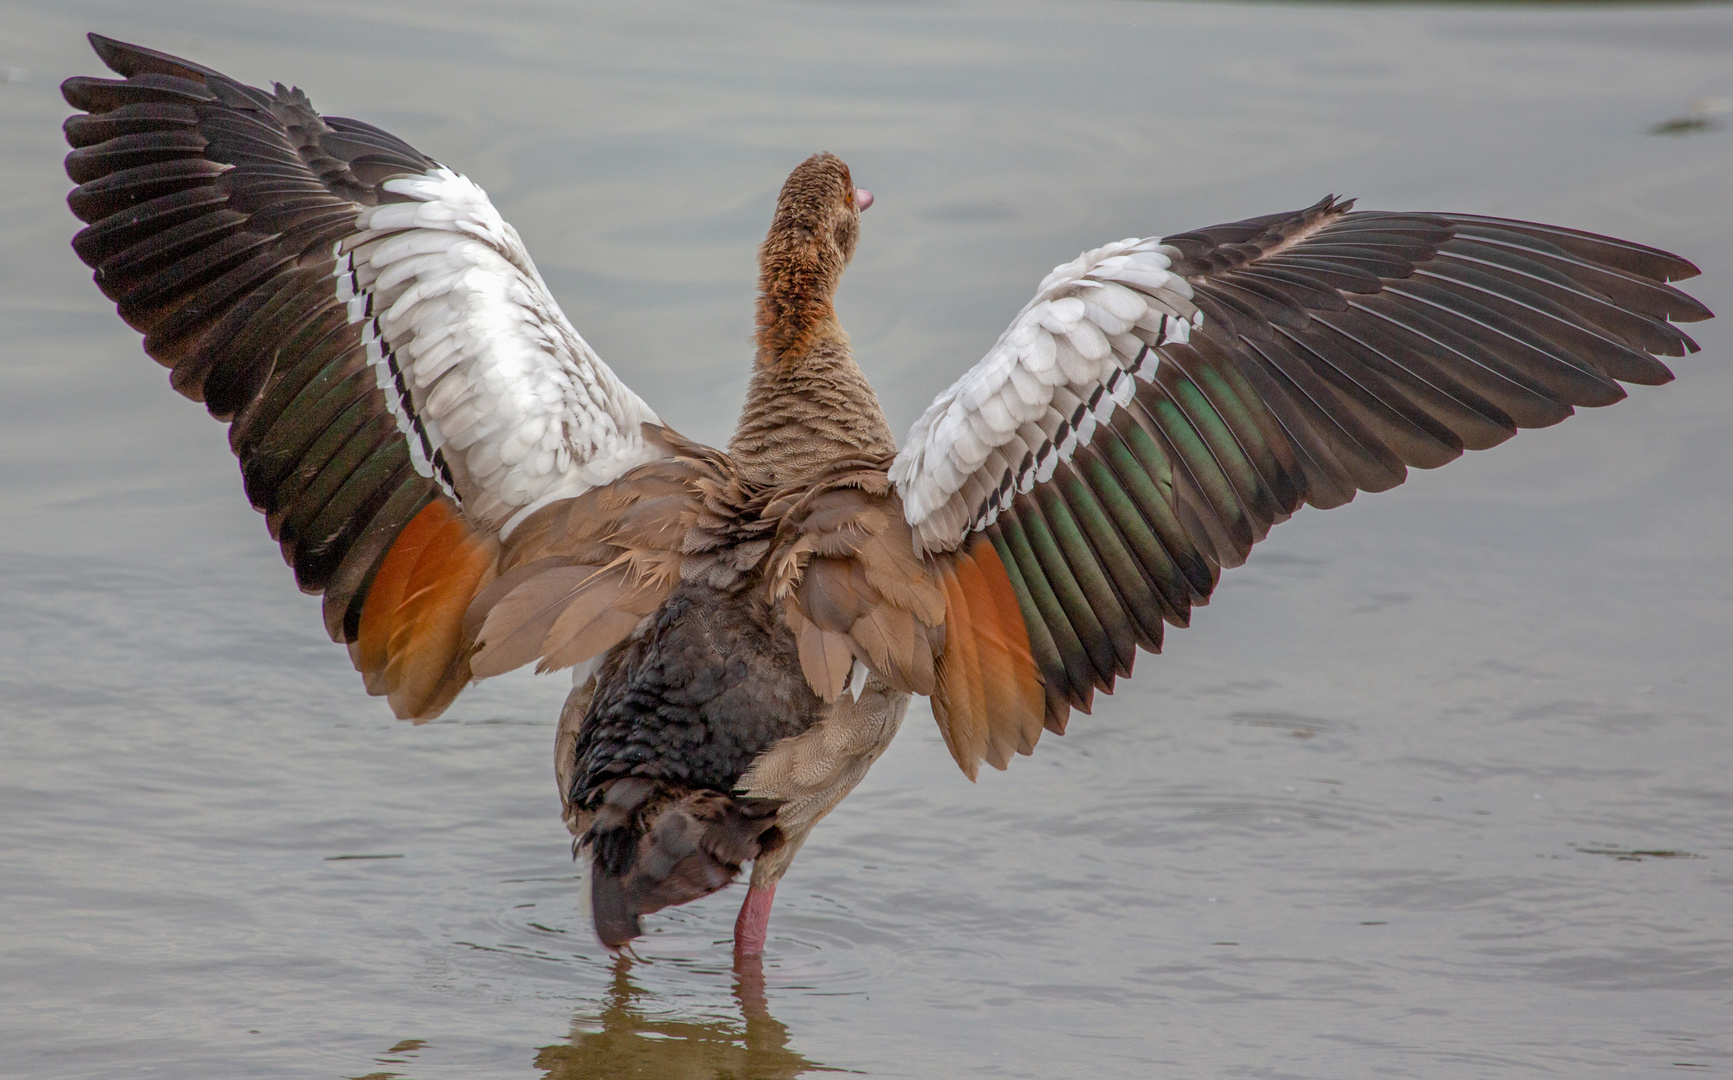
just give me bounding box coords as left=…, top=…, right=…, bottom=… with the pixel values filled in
left=733, top=883, right=776, bottom=956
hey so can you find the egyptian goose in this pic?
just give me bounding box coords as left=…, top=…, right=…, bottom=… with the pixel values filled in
left=62, top=35, right=1712, bottom=955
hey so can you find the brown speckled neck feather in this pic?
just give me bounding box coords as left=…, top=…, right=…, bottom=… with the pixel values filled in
left=730, top=153, right=893, bottom=486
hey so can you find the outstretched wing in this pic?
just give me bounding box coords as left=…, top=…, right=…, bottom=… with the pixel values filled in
left=62, top=35, right=662, bottom=718
left=892, top=196, right=1712, bottom=777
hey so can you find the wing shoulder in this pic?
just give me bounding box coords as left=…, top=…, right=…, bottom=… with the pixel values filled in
left=337, top=166, right=662, bottom=531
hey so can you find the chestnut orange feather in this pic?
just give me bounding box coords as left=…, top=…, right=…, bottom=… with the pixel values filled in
left=352, top=500, right=498, bottom=719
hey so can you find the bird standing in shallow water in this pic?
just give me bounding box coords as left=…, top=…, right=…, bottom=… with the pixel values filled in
left=62, top=34, right=1712, bottom=955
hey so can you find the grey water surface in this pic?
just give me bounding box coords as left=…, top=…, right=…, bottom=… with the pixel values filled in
left=2, top=1, right=1731, bottom=1077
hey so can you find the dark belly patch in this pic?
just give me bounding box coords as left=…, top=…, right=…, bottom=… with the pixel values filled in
left=570, top=581, right=823, bottom=806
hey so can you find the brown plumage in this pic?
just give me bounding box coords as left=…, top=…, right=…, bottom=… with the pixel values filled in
left=470, top=168, right=1710, bottom=948
left=451, top=158, right=943, bottom=949
left=62, top=36, right=1713, bottom=957
left=733, top=155, right=894, bottom=486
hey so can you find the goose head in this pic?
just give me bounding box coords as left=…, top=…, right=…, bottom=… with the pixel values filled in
left=754, top=152, right=872, bottom=370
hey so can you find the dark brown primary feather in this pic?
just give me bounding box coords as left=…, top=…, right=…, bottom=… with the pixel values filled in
left=930, top=196, right=1710, bottom=771
left=62, top=35, right=491, bottom=718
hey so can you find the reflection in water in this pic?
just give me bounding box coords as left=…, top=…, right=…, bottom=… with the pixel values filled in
left=535, top=955, right=836, bottom=1079
left=348, top=1039, right=429, bottom=1080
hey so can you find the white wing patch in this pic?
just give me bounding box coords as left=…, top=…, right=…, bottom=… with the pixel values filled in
left=333, top=167, right=662, bottom=533
left=891, top=238, right=1202, bottom=554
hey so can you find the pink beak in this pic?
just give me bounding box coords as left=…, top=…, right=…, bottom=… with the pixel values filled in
left=855, top=187, right=873, bottom=212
